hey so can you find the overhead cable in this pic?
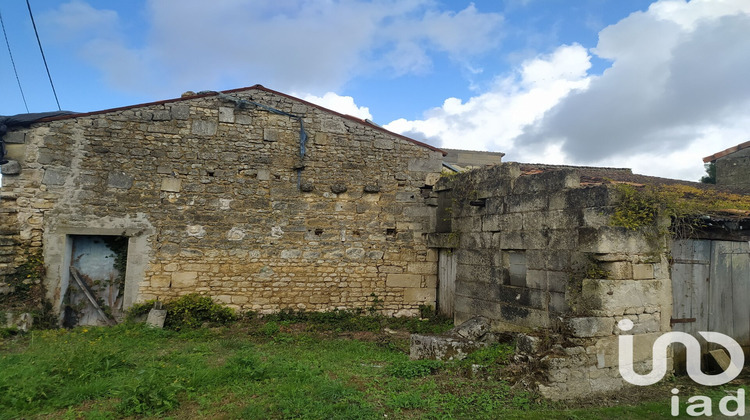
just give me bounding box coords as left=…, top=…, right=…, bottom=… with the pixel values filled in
left=26, top=0, right=61, bottom=111
left=0, top=10, right=29, bottom=113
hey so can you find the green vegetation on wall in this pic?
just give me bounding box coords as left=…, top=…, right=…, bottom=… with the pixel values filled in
left=610, top=183, right=750, bottom=238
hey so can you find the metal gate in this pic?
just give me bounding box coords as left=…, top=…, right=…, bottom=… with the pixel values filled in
left=671, top=239, right=750, bottom=365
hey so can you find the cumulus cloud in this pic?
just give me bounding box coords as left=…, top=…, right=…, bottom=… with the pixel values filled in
left=299, top=92, right=372, bottom=120
left=43, top=0, right=503, bottom=96
left=520, top=0, right=750, bottom=165
left=385, top=44, right=591, bottom=153
left=387, top=0, right=750, bottom=181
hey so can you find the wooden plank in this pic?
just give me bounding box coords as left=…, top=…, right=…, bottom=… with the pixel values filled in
left=438, top=250, right=457, bottom=318
left=708, top=349, right=732, bottom=371
left=69, top=267, right=116, bottom=326
left=692, top=240, right=711, bottom=337
left=731, top=244, right=750, bottom=347
left=708, top=241, right=734, bottom=350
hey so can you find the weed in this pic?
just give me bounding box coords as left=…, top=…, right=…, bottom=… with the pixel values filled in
left=115, top=371, right=183, bottom=416
left=387, top=359, right=443, bottom=378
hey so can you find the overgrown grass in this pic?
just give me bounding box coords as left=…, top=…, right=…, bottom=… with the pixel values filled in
left=0, top=318, right=720, bottom=419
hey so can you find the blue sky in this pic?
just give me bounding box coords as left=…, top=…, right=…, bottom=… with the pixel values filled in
left=1, top=0, right=749, bottom=181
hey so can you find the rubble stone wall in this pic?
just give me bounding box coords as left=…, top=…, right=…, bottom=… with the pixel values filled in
left=432, top=163, right=673, bottom=399
left=0, top=87, right=443, bottom=315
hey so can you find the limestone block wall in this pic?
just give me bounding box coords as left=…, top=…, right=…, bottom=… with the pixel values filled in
left=433, top=163, right=673, bottom=399
left=0, top=86, right=443, bottom=315
left=715, top=147, right=750, bottom=188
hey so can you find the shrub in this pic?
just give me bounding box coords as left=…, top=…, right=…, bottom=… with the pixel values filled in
left=164, top=294, right=236, bottom=331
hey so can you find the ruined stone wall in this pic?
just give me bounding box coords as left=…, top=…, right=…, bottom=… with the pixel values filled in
left=716, top=147, right=750, bottom=188
left=432, top=163, right=673, bottom=399
left=0, top=87, right=442, bottom=315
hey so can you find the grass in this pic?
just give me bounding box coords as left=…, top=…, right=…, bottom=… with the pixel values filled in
left=0, top=317, right=743, bottom=419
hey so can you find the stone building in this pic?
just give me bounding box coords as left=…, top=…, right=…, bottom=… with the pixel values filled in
left=1, top=85, right=747, bottom=399
left=0, top=85, right=444, bottom=322
left=703, top=140, right=750, bottom=189
left=427, top=163, right=749, bottom=399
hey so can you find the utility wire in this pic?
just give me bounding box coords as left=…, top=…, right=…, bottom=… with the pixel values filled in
left=0, top=10, right=29, bottom=113
left=26, top=0, right=60, bottom=111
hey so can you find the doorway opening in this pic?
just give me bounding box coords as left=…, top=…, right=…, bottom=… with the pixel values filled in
left=63, top=235, right=129, bottom=327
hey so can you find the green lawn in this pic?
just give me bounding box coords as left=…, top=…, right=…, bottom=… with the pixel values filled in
left=0, top=318, right=742, bottom=419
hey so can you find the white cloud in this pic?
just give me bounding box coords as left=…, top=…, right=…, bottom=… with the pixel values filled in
left=43, top=0, right=503, bottom=96
left=384, top=44, right=591, bottom=152
left=299, top=92, right=372, bottom=120
left=387, top=0, right=750, bottom=181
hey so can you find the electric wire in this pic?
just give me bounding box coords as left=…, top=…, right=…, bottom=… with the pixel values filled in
left=26, top=0, right=61, bottom=111
left=0, top=10, right=29, bottom=113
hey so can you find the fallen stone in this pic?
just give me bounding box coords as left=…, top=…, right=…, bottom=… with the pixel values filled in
left=146, top=306, right=167, bottom=328
left=450, top=316, right=491, bottom=340
left=410, top=333, right=489, bottom=361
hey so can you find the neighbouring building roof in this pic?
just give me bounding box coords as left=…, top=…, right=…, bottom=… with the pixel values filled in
left=31, top=84, right=446, bottom=155
left=703, top=140, right=750, bottom=163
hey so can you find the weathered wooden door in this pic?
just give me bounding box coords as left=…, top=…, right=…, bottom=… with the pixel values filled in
left=437, top=249, right=457, bottom=318
left=672, top=239, right=750, bottom=365
left=67, top=235, right=127, bottom=326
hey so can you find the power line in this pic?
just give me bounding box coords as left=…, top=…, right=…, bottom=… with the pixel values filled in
left=0, top=9, right=29, bottom=113
left=26, top=0, right=61, bottom=111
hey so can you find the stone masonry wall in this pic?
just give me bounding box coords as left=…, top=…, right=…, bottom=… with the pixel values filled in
left=716, top=147, right=750, bottom=188
left=0, top=86, right=443, bottom=316
left=431, top=163, right=673, bottom=399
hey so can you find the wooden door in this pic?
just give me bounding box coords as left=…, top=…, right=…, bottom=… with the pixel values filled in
left=437, top=249, right=457, bottom=318
left=672, top=239, right=750, bottom=366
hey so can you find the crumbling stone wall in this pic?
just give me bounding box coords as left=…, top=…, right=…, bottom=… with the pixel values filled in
left=0, top=86, right=443, bottom=316
left=430, top=163, right=673, bottom=399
